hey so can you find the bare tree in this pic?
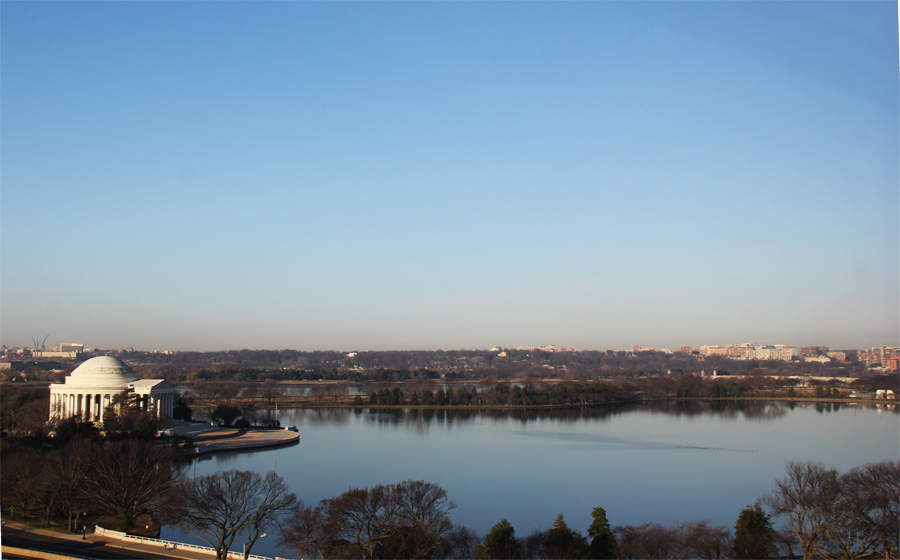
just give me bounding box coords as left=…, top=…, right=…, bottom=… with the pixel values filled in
left=327, top=485, right=397, bottom=559
left=242, top=381, right=261, bottom=401
left=160, top=470, right=297, bottom=560
left=612, top=523, right=681, bottom=560
left=279, top=502, right=332, bottom=560
left=386, top=479, right=457, bottom=558
left=82, top=439, right=173, bottom=528
left=43, top=441, right=92, bottom=532
left=190, top=380, right=216, bottom=400
left=636, top=523, right=679, bottom=560
left=260, top=379, right=284, bottom=404
left=280, top=480, right=460, bottom=560
left=833, top=460, right=900, bottom=559
left=0, top=446, right=44, bottom=518
left=327, top=384, right=349, bottom=404
left=676, top=520, right=731, bottom=560
left=761, top=460, right=840, bottom=560
left=436, top=524, right=479, bottom=559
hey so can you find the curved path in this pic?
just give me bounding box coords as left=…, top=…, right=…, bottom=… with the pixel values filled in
left=1, top=522, right=192, bottom=560
left=167, top=421, right=299, bottom=456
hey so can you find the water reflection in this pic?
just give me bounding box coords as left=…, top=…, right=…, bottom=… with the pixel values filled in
left=260, top=400, right=896, bottom=429
left=165, top=399, right=898, bottom=559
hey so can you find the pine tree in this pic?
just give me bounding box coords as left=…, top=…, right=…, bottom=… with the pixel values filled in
left=588, top=507, right=617, bottom=559
left=476, top=519, right=519, bottom=559
left=733, top=504, right=776, bottom=559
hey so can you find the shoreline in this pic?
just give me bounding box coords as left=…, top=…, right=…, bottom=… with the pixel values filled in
left=188, top=395, right=896, bottom=411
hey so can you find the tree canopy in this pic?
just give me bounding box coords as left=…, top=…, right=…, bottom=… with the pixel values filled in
left=280, top=480, right=462, bottom=560
left=160, top=470, right=297, bottom=560
left=733, top=504, right=776, bottom=559
left=476, top=519, right=519, bottom=559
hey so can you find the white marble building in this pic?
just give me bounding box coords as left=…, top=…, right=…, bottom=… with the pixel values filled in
left=49, top=356, right=175, bottom=424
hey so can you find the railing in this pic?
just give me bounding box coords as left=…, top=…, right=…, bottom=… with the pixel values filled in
left=93, top=526, right=281, bottom=560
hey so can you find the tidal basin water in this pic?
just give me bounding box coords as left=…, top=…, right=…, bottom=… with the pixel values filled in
left=162, top=401, right=899, bottom=558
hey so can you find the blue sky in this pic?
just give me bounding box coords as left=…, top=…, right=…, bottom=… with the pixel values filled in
left=2, top=1, right=898, bottom=352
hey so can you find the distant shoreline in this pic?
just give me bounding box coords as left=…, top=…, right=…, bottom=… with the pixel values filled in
left=187, top=394, right=894, bottom=411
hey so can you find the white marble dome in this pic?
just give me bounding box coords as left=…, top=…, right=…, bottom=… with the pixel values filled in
left=63, top=356, right=140, bottom=388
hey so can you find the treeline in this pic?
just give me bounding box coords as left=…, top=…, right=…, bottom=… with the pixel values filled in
left=367, top=382, right=637, bottom=407
left=64, top=348, right=871, bottom=384
left=1, top=389, right=184, bottom=533
left=1, top=434, right=173, bottom=533
left=187, top=366, right=447, bottom=384
left=273, top=460, right=898, bottom=560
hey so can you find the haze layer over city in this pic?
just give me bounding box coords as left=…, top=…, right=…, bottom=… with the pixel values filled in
left=2, top=2, right=898, bottom=351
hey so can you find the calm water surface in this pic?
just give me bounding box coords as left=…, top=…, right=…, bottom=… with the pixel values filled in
left=162, top=401, right=899, bottom=558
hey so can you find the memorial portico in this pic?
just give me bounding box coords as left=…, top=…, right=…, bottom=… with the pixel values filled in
left=49, top=356, right=175, bottom=424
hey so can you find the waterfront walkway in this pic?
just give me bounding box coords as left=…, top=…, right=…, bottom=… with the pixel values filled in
left=166, top=421, right=299, bottom=455
left=2, top=521, right=209, bottom=560
left=2, top=521, right=292, bottom=560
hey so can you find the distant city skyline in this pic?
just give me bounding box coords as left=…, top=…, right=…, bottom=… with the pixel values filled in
left=2, top=2, right=898, bottom=352
left=2, top=339, right=895, bottom=355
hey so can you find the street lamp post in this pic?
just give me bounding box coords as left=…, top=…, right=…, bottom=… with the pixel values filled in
left=243, top=532, right=266, bottom=560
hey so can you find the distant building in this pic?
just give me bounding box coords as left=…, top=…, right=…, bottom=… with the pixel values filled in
left=801, top=346, right=828, bottom=357
left=700, top=343, right=798, bottom=362
left=49, top=356, right=175, bottom=424
left=804, top=356, right=831, bottom=364
left=858, top=347, right=900, bottom=367
left=675, top=346, right=695, bottom=354
left=33, top=351, right=84, bottom=359
left=755, top=345, right=800, bottom=361
left=701, top=343, right=754, bottom=359
left=34, top=343, right=86, bottom=359
left=516, top=346, right=557, bottom=352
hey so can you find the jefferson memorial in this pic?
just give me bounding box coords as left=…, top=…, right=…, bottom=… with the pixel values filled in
left=49, top=356, right=175, bottom=424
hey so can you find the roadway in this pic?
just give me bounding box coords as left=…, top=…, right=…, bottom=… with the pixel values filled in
left=1, top=523, right=200, bottom=560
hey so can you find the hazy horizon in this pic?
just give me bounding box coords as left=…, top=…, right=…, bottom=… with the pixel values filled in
left=2, top=2, right=898, bottom=352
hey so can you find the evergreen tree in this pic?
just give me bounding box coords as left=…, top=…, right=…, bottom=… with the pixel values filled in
left=476, top=518, right=519, bottom=559
left=545, top=513, right=588, bottom=559
left=733, top=504, right=776, bottom=559
left=588, top=507, right=617, bottom=559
